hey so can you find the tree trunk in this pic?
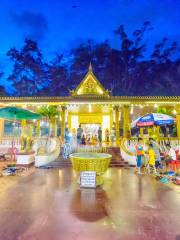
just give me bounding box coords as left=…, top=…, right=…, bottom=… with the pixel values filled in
left=50, top=118, right=57, bottom=137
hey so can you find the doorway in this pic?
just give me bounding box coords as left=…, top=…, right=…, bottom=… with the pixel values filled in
left=81, top=124, right=101, bottom=137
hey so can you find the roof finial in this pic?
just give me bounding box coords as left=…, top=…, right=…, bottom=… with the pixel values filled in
left=89, top=62, right=93, bottom=72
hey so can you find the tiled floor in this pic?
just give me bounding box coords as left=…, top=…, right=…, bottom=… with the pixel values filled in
left=0, top=168, right=179, bottom=240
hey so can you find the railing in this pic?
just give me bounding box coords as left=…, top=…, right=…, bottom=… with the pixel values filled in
left=74, top=145, right=108, bottom=153
left=0, top=137, right=21, bottom=146
left=121, top=137, right=180, bottom=157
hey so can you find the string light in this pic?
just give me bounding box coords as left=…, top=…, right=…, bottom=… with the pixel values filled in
left=154, top=103, right=158, bottom=108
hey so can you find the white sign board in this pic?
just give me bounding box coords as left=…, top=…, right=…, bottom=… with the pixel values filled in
left=80, top=171, right=96, bottom=188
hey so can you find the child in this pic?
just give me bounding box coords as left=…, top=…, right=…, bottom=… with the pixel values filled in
left=146, top=143, right=157, bottom=174
left=135, top=138, right=144, bottom=174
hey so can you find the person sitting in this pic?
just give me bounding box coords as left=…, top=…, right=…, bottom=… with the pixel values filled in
left=92, top=135, right=98, bottom=145
left=86, top=134, right=91, bottom=145
left=81, top=134, right=86, bottom=145
left=168, top=145, right=176, bottom=162
left=105, top=128, right=110, bottom=143
left=163, top=144, right=175, bottom=171
left=175, top=143, right=180, bottom=161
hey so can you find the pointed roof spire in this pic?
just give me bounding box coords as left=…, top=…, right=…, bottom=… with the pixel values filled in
left=88, top=62, right=93, bottom=72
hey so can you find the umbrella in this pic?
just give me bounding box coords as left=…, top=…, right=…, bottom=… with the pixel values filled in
left=131, top=117, right=141, bottom=128
left=132, top=113, right=174, bottom=128
left=0, top=107, right=41, bottom=120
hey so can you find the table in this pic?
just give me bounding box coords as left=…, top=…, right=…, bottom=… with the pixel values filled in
left=69, top=152, right=112, bottom=185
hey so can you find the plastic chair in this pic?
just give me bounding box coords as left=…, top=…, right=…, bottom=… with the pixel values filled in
left=169, top=160, right=180, bottom=171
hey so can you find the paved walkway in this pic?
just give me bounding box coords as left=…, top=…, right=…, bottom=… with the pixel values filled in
left=0, top=168, right=179, bottom=240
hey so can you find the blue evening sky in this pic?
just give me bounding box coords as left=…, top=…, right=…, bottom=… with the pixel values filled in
left=0, top=0, right=179, bottom=89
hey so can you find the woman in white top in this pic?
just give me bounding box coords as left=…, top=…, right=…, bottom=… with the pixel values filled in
left=168, top=147, right=176, bottom=161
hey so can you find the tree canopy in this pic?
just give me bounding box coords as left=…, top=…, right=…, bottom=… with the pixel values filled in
left=4, top=22, right=180, bottom=97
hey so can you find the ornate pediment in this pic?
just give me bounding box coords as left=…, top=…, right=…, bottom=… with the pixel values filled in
left=71, top=64, right=110, bottom=98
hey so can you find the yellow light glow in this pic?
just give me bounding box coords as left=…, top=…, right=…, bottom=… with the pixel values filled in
left=102, top=115, right=110, bottom=140
left=88, top=104, right=92, bottom=112
left=71, top=115, right=79, bottom=130
left=173, top=109, right=177, bottom=115
left=130, top=106, right=134, bottom=114
left=98, top=88, right=103, bottom=94
left=154, top=103, right=158, bottom=108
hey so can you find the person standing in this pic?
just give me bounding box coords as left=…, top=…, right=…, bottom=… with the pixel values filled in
left=77, top=124, right=83, bottom=145
left=146, top=144, right=157, bottom=174
left=135, top=138, right=144, bottom=174
left=98, top=126, right=102, bottom=145
left=110, top=126, right=115, bottom=144
left=64, top=127, right=70, bottom=143
left=105, top=128, right=110, bottom=144
left=149, top=138, right=161, bottom=167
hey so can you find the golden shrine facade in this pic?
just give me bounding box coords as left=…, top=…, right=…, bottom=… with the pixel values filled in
left=0, top=64, right=180, bottom=141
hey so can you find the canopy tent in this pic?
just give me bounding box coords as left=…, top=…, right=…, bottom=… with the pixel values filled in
left=131, top=113, right=174, bottom=128
left=0, top=107, right=41, bottom=157
left=0, top=107, right=41, bottom=120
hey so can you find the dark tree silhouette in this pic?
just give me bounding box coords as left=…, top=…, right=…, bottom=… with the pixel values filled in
left=5, top=22, right=180, bottom=97
left=7, top=39, right=49, bottom=96
left=0, top=71, right=7, bottom=96
left=46, top=54, right=68, bottom=96
left=69, top=40, right=112, bottom=89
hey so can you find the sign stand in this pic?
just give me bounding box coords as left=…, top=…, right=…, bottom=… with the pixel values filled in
left=80, top=171, right=96, bottom=188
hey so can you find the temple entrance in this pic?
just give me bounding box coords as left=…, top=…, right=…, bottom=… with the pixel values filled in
left=81, top=123, right=100, bottom=138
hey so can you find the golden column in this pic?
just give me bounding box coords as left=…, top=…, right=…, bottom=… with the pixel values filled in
left=175, top=105, right=180, bottom=141
left=0, top=119, right=4, bottom=137
left=140, top=128, right=144, bottom=138
left=61, top=106, right=66, bottom=142
left=156, top=126, right=160, bottom=141
left=114, top=106, right=120, bottom=143
left=21, top=119, right=27, bottom=136
left=123, top=105, right=131, bottom=138
left=36, top=119, right=41, bottom=137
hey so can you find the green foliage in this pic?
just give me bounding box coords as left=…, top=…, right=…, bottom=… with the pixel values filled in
left=157, top=107, right=167, bottom=114
left=38, top=105, right=59, bottom=120
left=157, top=107, right=174, bottom=116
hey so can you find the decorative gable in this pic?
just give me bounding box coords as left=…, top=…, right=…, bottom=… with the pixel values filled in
left=71, top=64, right=110, bottom=98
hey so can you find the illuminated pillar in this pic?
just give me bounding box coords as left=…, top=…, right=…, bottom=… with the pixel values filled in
left=176, top=105, right=180, bottom=140
left=140, top=128, right=144, bottom=138
left=0, top=119, right=4, bottom=137
left=21, top=120, right=27, bottom=136
left=114, top=106, right=120, bottom=143
left=123, top=105, right=131, bottom=138
left=61, top=106, right=66, bottom=142
left=36, top=119, right=41, bottom=137
left=156, top=126, right=160, bottom=141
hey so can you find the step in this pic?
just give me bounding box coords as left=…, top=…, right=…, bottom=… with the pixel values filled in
left=47, top=150, right=132, bottom=168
